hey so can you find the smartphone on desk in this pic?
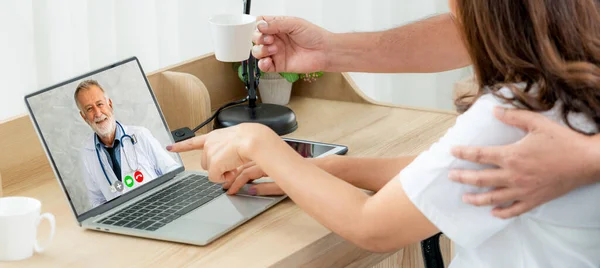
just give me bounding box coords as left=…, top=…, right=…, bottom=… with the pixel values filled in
left=282, top=138, right=348, bottom=158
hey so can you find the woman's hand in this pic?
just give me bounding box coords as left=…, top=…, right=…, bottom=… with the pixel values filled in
left=221, top=162, right=285, bottom=196
left=166, top=123, right=276, bottom=184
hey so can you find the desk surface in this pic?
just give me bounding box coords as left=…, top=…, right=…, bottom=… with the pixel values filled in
left=2, top=97, right=456, bottom=268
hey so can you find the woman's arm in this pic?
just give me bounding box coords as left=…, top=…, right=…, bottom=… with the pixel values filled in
left=243, top=92, right=526, bottom=250
left=248, top=131, right=438, bottom=252
left=168, top=125, right=438, bottom=252
left=224, top=155, right=416, bottom=195
left=169, top=90, right=535, bottom=252
left=312, top=155, right=416, bottom=192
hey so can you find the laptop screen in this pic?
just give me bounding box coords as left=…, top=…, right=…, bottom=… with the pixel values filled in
left=25, top=58, right=183, bottom=217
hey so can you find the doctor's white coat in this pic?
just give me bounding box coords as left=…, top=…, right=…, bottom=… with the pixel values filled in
left=79, top=124, right=179, bottom=209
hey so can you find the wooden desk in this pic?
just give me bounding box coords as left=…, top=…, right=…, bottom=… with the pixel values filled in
left=0, top=54, right=457, bottom=267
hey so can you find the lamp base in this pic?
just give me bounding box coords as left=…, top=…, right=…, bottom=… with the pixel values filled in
left=214, top=103, right=298, bottom=136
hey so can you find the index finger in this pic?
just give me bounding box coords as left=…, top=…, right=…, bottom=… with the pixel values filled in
left=451, top=145, right=505, bottom=166
left=166, top=135, right=207, bottom=153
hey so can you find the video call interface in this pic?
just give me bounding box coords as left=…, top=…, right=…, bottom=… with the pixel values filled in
left=27, top=59, right=183, bottom=216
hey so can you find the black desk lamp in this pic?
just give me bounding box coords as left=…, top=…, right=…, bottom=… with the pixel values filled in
left=213, top=0, right=298, bottom=135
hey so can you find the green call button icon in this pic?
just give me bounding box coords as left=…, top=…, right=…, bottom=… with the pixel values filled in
left=124, top=175, right=134, bottom=188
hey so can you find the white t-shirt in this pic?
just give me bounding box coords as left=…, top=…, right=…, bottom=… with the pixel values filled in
left=399, top=87, right=600, bottom=268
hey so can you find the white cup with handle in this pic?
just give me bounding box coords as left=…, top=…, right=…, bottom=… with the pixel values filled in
left=0, top=197, right=55, bottom=261
left=209, top=14, right=267, bottom=62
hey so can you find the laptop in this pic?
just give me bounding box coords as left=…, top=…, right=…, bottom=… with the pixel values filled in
left=24, top=57, right=347, bottom=246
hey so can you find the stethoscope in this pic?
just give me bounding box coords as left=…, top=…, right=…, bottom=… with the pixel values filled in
left=94, top=121, right=139, bottom=193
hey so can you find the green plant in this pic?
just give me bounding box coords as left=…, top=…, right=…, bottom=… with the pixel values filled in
left=234, top=62, right=324, bottom=84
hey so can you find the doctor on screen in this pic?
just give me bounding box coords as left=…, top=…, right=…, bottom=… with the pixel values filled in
left=75, top=80, right=179, bottom=208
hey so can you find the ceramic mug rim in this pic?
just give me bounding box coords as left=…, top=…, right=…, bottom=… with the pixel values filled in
left=209, top=13, right=256, bottom=27
left=0, top=196, right=41, bottom=218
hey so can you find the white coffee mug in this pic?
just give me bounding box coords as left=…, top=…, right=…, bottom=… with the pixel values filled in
left=209, top=14, right=267, bottom=62
left=0, top=197, right=55, bottom=261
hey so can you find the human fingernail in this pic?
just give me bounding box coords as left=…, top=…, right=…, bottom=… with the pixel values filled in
left=253, top=45, right=263, bottom=54
left=258, top=23, right=268, bottom=30
left=259, top=58, right=272, bottom=69
left=248, top=187, right=257, bottom=196
left=166, top=145, right=173, bottom=151
left=462, top=194, right=473, bottom=203
left=267, top=45, right=277, bottom=53
left=263, top=36, right=270, bottom=43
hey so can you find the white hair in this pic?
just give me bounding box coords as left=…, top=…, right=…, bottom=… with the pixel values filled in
left=74, top=79, right=109, bottom=111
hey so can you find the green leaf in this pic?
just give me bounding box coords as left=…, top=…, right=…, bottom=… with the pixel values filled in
left=279, top=72, right=300, bottom=83
left=237, top=64, right=246, bottom=83
left=238, top=65, right=322, bottom=84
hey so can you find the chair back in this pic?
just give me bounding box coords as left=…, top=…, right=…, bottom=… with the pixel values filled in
left=151, top=71, right=212, bottom=134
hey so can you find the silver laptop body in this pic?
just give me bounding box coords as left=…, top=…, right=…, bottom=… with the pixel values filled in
left=82, top=171, right=286, bottom=245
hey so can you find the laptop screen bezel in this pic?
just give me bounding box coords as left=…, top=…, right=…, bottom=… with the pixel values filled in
left=24, top=57, right=185, bottom=223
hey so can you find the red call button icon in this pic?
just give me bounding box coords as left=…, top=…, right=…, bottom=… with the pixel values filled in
left=134, top=171, right=144, bottom=183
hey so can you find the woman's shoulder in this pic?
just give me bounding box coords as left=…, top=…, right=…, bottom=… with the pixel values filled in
left=449, top=86, right=529, bottom=147
left=480, top=84, right=598, bottom=134
left=461, top=86, right=518, bottom=123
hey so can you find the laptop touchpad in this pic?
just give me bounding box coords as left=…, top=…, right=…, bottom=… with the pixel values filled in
left=182, top=195, right=275, bottom=225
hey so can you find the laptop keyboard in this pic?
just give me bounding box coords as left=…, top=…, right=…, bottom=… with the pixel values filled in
left=98, top=174, right=224, bottom=231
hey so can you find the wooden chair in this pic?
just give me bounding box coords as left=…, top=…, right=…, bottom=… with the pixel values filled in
left=150, top=71, right=213, bottom=134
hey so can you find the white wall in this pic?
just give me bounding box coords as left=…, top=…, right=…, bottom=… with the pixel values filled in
left=0, top=0, right=468, bottom=122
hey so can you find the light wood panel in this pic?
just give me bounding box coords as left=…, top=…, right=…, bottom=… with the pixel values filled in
left=292, top=72, right=371, bottom=104
left=151, top=71, right=212, bottom=134
left=271, top=233, right=394, bottom=268
left=372, top=235, right=453, bottom=268
left=0, top=116, right=51, bottom=193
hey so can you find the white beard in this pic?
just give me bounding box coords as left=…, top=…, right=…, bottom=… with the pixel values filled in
left=88, top=113, right=116, bottom=139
